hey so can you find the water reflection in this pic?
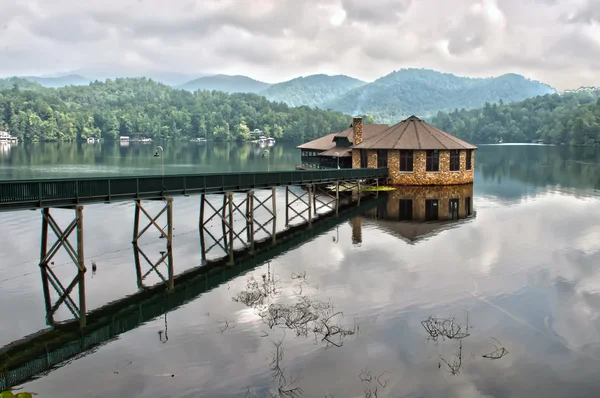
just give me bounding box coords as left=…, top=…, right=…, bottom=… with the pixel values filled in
left=360, top=184, right=475, bottom=244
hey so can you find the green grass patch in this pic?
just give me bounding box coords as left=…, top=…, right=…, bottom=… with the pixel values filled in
left=362, top=186, right=396, bottom=191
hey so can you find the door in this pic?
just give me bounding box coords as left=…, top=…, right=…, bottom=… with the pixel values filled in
left=449, top=198, right=459, bottom=220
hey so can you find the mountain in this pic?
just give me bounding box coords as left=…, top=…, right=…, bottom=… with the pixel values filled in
left=322, top=68, right=556, bottom=124
left=179, top=74, right=271, bottom=93
left=0, top=77, right=43, bottom=90
left=260, top=74, right=366, bottom=108
left=0, top=77, right=352, bottom=143
left=22, top=74, right=90, bottom=88
left=430, top=88, right=600, bottom=145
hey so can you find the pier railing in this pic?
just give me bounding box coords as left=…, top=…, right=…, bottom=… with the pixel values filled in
left=0, top=168, right=388, bottom=211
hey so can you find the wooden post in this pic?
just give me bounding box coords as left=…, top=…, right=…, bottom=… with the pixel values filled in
left=132, top=243, right=143, bottom=289
left=335, top=182, right=340, bottom=217
left=166, top=198, right=174, bottom=291
left=307, top=184, right=313, bottom=227
left=76, top=206, right=86, bottom=327
left=227, top=192, right=234, bottom=265
left=312, top=185, right=317, bottom=216
left=271, top=187, right=277, bottom=244
left=247, top=191, right=255, bottom=253
left=39, top=208, right=51, bottom=315
left=133, top=200, right=140, bottom=243
left=199, top=194, right=206, bottom=265
left=221, top=194, right=228, bottom=253
left=285, top=186, right=289, bottom=227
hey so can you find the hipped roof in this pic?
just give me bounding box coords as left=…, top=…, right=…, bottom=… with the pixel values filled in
left=353, top=116, right=477, bottom=150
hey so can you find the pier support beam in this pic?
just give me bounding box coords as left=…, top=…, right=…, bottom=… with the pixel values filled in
left=132, top=198, right=174, bottom=291
left=312, top=183, right=340, bottom=217
left=199, top=189, right=277, bottom=263
left=285, top=185, right=314, bottom=227
left=39, top=206, right=87, bottom=327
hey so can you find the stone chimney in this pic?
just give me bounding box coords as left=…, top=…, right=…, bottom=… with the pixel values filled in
left=352, top=117, right=363, bottom=145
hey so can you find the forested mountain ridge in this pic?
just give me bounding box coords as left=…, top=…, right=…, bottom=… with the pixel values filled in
left=0, top=78, right=370, bottom=143
left=324, top=69, right=556, bottom=124
left=260, top=74, right=366, bottom=108
left=0, top=77, right=43, bottom=90
left=429, top=89, right=600, bottom=145
left=178, top=74, right=271, bottom=93
left=22, top=74, right=90, bottom=88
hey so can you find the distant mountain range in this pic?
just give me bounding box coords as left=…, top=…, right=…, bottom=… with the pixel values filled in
left=322, top=69, right=556, bottom=124
left=2, top=68, right=556, bottom=124
left=176, top=69, right=555, bottom=123
left=178, top=74, right=271, bottom=93
left=20, top=74, right=90, bottom=88
left=260, top=74, right=366, bottom=107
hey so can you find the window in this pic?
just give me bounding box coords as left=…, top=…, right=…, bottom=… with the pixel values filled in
left=449, top=150, right=460, bottom=171
left=399, top=199, right=413, bottom=220
left=449, top=198, right=459, bottom=219
left=399, top=150, right=413, bottom=172
left=465, top=197, right=472, bottom=216
left=466, top=150, right=472, bottom=170
left=425, top=199, right=439, bottom=221
left=377, top=150, right=388, bottom=168
left=360, top=150, right=368, bottom=168
left=426, top=150, right=439, bottom=172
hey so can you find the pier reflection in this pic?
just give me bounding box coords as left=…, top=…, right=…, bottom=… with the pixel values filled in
left=0, top=193, right=387, bottom=391
left=355, top=184, right=475, bottom=244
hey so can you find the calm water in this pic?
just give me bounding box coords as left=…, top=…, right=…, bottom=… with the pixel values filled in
left=1, top=142, right=600, bottom=397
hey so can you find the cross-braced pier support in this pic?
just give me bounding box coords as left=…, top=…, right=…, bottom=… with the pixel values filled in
left=39, top=206, right=87, bottom=327
left=312, top=182, right=341, bottom=217
left=285, top=184, right=315, bottom=227
left=199, top=188, right=277, bottom=265
left=132, top=198, right=174, bottom=291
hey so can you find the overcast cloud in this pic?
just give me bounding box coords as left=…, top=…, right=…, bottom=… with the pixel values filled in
left=0, top=0, right=599, bottom=90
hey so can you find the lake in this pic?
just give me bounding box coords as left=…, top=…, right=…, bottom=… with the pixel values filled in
left=1, top=141, right=600, bottom=398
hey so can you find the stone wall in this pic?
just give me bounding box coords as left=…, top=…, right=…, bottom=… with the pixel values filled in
left=367, top=150, right=378, bottom=168
left=352, top=149, right=361, bottom=168
left=385, top=149, right=475, bottom=185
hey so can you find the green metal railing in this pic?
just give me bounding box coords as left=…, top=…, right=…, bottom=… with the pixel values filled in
left=0, top=168, right=388, bottom=211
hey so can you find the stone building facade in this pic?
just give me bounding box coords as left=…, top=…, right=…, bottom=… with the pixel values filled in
left=355, top=148, right=475, bottom=185
left=351, top=115, right=477, bottom=186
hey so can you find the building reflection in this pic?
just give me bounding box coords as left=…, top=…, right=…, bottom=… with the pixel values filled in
left=353, top=184, right=475, bottom=244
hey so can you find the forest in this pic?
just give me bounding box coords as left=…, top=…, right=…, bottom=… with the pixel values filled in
left=0, top=78, right=372, bottom=143
left=430, top=89, right=600, bottom=145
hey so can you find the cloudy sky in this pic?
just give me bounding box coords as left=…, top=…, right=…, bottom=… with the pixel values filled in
left=1, top=0, right=599, bottom=90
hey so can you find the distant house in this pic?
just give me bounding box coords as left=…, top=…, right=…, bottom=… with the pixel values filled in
left=298, top=116, right=477, bottom=185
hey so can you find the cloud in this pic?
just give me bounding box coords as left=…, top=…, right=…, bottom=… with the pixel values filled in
left=0, top=0, right=598, bottom=90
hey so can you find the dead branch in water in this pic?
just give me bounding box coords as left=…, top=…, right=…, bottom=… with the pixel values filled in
left=217, top=317, right=234, bottom=334
left=482, top=337, right=509, bottom=359
left=234, top=271, right=356, bottom=348
left=440, top=340, right=463, bottom=375
left=267, top=338, right=304, bottom=398
left=421, top=311, right=471, bottom=341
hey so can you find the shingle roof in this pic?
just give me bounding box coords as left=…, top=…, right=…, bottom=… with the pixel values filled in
left=296, top=133, right=337, bottom=151
left=319, top=148, right=352, bottom=157
left=296, top=124, right=390, bottom=152
left=333, top=124, right=389, bottom=145
left=353, top=116, right=477, bottom=150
